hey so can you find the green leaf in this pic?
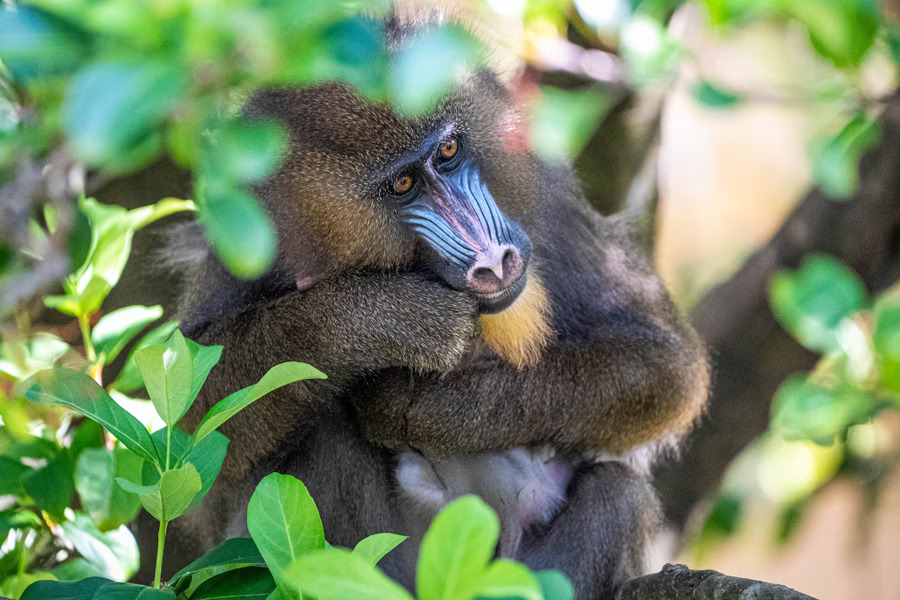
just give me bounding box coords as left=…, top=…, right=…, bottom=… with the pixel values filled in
left=811, top=115, right=880, bottom=199
left=199, top=185, right=276, bottom=279
left=390, top=26, right=480, bottom=115
left=111, top=321, right=180, bottom=394
left=213, top=119, right=287, bottom=184
left=52, top=558, right=105, bottom=582
left=417, top=496, right=499, bottom=600
left=19, top=368, right=159, bottom=464
left=75, top=447, right=142, bottom=531
left=534, top=571, right=574, bottom=600
left=44, top=197, right=193, bottom=317
left=75, top=447, right=115, bottom=523
left=92, top=581, right=176, bottom=599
left=70, top=419, right=106, bottom=463
left=134, top=329, right=194, bottom=427
left=23, top=451, right=74, bottom=521
left=191, top=567, right=275, bottom=600
left=473, top=559, right=542, bottom=600
left=193, top=362, right=325, bottom=444
left=530, top=86, right=612, bottom=160
left=352, top=533, right=408, bottom=567
left=691, top=79, right=742, bottom=109
left=246, top=474, right=325, bottom=579
left=170, top=538, right=266, bottom=589
left=772, top=375, right=879, bottom=442
left=21, top=577, right=111, bottom=600
left=769, top=254, right=867, bottom=354
left=282, top=549, right=413, bottom=600
left=92, top=305, right=163, bottom=363
left=0, top=5, right=88, bottom=79
left=778, top=0, right=878, bottom=68
left=0, top=510, right=42, bottom=541
left=0, top=456, right=30, bottom=495
left=183, top=431, right=228, bottom=512
left=183, top=337, right=223, bottom=406
left=874, top=302, right=900, bottom=395
left=117, top=463, right=201, bottom=522
left=62, top=60, right=186, bottom=169
left=59, top=514, right=139, bottom=582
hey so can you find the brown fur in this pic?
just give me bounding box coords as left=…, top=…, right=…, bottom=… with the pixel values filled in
left=157, top=16, right=710, bottom=598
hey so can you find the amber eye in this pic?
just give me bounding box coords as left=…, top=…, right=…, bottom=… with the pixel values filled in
left=439, top=137, right=458, bottom=159
left=393, top=174, right=415, bottom=195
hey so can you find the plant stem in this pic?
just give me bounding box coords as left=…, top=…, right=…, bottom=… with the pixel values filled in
left=154, top=518, right=168, bottom=589
left=78, top=313, right=96, bottom=362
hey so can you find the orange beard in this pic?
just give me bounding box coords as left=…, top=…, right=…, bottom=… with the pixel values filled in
left=479, top=270, right=553, bottom=369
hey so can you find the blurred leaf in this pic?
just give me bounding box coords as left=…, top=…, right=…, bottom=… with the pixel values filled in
left=352, top=533, right=407, bottom=567
left=199, top=185, right=276, bottom=279
left=170, top=538, right=266, bottom=591
left=110, top=321, right=179, bottom=394
left=621, top=13, right=680, bottom=85
left=0, top=456, right=31, bottom=495
left=777, top=0, right=878, bottom=68
left=390, top=26, right=479, bottom=115
left=531, top=86, right=612, bottom=160
left=52, top=558, right=105, bottom=582
left=775, top=499, right=808, bottom=544
left=0, top=5, right=89, bottom=80
left=75, top=447, right=142, bottom=531
left=417, top=496, right=499, bottom=600
left=60, top=514, right=139, bottom=582
left=23, top=452, right=73, bottom=521
left=874, top=301, right=900, bottom=395
left=0, top=333, right=70, bottom=379
left=3, top=573, right=57, bottom=599
left=68, top=206, right=92, bottom=273
left=92, top=305, right=163, bottom=364
left=69, top=419, right=106, bottom=463
left=62, top=60, right=186, bottom=169
left=773, top=375, right=878, bottom=441
left=473, top=559, right=542, bottom=600
left=211, top=119, right=287, bottom=185
left=283, top=549, right=413, bottom=600
left=134, top=329, right=193, bottom=427
left=117, top=462, right=201, bottom=522
left=0, top=509, right=42, bottom=540
left=691, top=79, right=742, bottom=109
left=702, top=492, right=743, bottom=539
left=192, top=567, right=275, bottom=600
left=21, top=577, right=111, bottom=600
left=20, top=368, right=159, bottom=464
left=770, top=254, right=867, bottom=354
left=247, top=473, right=325, bottom=580
left=534, top=570, right=574, bottom=600
left=811, top=115, right=880, bottom=200
left=193, top=361, right=325, bottom=443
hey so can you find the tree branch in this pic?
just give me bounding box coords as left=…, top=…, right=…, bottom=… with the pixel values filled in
left=616, top=564, right=817, bottom=600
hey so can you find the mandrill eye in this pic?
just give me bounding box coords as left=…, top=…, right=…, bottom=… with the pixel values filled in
left=392, top=173, right=415, bottom=195
left=439, top=137, right=458, bottom=159
left=436, top=136, right=462, bottom=172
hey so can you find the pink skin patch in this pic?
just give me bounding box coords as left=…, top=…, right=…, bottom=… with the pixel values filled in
left=295, top=275, right=318, bottom=291
left=500, top=73, right=541, bottom=154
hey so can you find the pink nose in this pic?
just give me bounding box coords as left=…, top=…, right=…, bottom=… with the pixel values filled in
left=466, top=245, right=524, bottom=294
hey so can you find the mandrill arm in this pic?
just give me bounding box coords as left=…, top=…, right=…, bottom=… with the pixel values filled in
left=356, top=204, right=710, bottom=456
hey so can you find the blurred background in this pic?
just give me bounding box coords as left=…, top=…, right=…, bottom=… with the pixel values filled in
left=1, top=1, right=898, bottom=598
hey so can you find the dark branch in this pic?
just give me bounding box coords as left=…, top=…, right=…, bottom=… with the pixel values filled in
left=616, top=564, right=818, bottom=600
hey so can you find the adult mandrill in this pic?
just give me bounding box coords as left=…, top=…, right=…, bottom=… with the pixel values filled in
left=169, top=16, right=709, bottom=599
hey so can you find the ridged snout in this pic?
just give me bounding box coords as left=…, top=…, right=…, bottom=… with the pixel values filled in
left=466, top=244, right=524, bottom=294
